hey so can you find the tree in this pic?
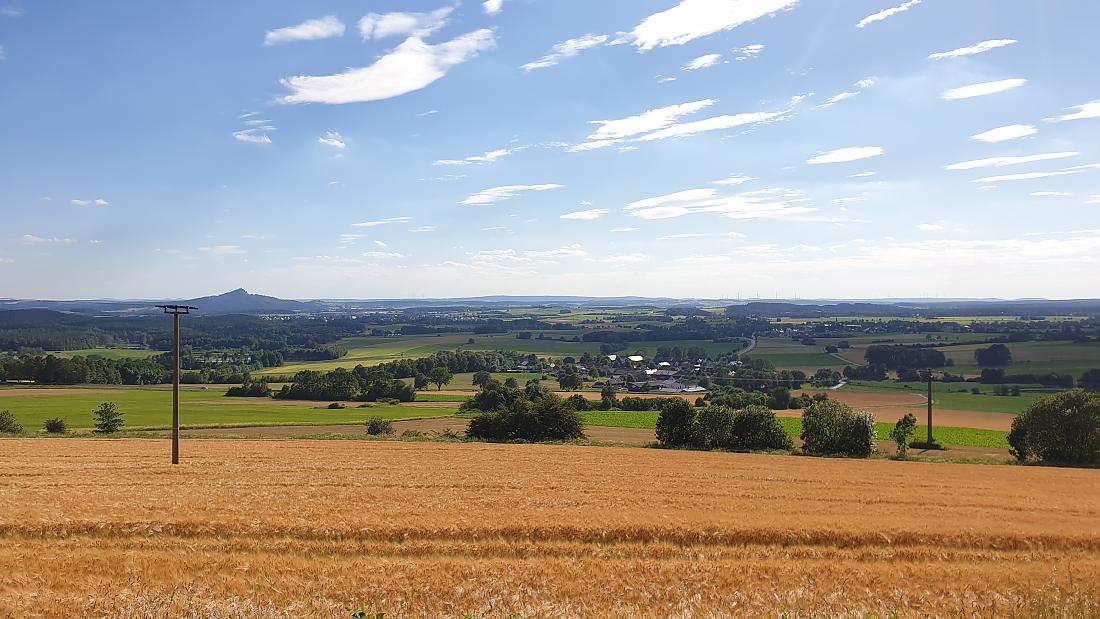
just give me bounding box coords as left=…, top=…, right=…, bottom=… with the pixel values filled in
left=43, top=417, right=67, bottom=434
left=800, top=400, right=875, bottom=458
left=504, top=377, right=519, bottom=388
left=414, top=374, right=430, bottom=390
left=1080, top=369, right=1100, bottom=392
left=891, top=413, right=917, bottom=459
left=558, top=372, right=583, bottom=391
left=767, top=387, right=791, bottom=409
left=93, top=402, right=124, bottom=433
left=599, top=384, right=617, bottom=410
left=428, top=367, right=453, bottom=390
left=975, top=344, right=1013, bottom=367
left=655, top=398, right=696, bottom=446
left=472, top=371, right=493, bottom=389
left=1007, top=390, right=1100, bottom=465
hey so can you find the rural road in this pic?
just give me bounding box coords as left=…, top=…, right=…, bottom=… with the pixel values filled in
left=737, top=336, right=757, bottom=358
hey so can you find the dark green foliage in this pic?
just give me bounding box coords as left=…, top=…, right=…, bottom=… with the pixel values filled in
left=619, top=396, right=663, bottom=411
left=1008, top=390, right=1100, bottom=465
left=726, top=406, right=793, bottom=451
left=472, top=371, right=493, bottom=388
left=466, top=393, right=584, bottom=442
left=767, top=387, right=791, bottom=409
left=274, top=366, right=415, bottom=402
left=0, top=410, right=24, bottom=434
left=557, top=371, right=583, bottom=391
left=800, top=400, right=875, bottom=458
left=460, top=383, right=524, bottom=413
left=655, top=398, right=696, bottom=446
left=891, top=413, right=917, bottom=459
left=974, top=343, right=1013, bottom=367
left=327, top=402, right=346, bottom=409
left=414, top=374, right=429, bottom=390
left=0, top=354, right=168, bottom=385
left=675, top=404, right=792, bottom=452
left=43, top=417, right=67, bottom=434
left=365, top=417, right=394, bottom=436
left=225, top=380, right=272, bottom=397
left=707, top=387, right=767, bottom=409
left=1079, top=369, right=1100, bottom=392
left=428, top=366, right=453, bottom=390
left=864, top=345, right=946, bottom=369
left=565, top=394, right=590, bottom=411
left=93, top=402, right=124, bottom=433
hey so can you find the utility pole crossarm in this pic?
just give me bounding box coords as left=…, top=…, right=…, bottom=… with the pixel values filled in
left=156, top=304, right=197, bottom=464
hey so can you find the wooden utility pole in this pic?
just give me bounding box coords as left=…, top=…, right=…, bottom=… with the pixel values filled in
left=924, top=367, right=934, bottom=445
left=156, top=304, right=197, bottom=464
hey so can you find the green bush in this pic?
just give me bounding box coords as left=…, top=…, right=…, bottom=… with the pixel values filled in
left=726, top=406, right=792, bottom=452
left=695, top=405, right=735, bottom=449
left=0, top=410, right=24, bottom=434
left=466, top=394, right=584, bottom=442
left=365, top=417, right=394, bottom=436
left=1007, top=390, right=1100, bottom=465
left=565, top=394, right=590, bottom=411
left=655, top=398, right=696, bottom=446
left=327, top=402, right=346, bottom=409
left=225, top=380, right=272, bottom=397
left=43, top=417, right=67, bottom=434
left=800, top=400, right=875, bottom=458
left=891, top=413, right=917, bottom=459
left=93, top=402, right=124, bottom=434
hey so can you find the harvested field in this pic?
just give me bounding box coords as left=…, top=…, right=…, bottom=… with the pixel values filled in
left=2, top=439, right=1099, bottom=617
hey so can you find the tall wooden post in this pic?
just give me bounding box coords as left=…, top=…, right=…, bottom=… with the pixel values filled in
left=925, top=368, right=934, bottom=445
left=156, top=304, right=197, bottom=464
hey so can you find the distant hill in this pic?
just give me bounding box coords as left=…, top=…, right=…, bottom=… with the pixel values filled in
left=177, top=289, right=322, bottom=315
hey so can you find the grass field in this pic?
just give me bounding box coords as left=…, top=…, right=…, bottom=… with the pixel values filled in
left=0, top=386, right=450, bottom=430
left=744, top=337, right=852, bottom=370
left=846, top=380, right=1045, bottom=415
left=48, top=348, right=161, bottom=360
left=579, top=410, right=1012, bottom=449
left=2, top=439, right=1098, bottom=617
left=939, top=340, right=1100, bottom=377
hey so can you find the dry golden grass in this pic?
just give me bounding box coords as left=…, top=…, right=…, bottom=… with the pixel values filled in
left=1, top=438, right=1099, bottom=618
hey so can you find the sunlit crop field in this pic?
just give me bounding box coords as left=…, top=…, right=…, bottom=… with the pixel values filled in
left=2, top=439, right=1099, bottom=618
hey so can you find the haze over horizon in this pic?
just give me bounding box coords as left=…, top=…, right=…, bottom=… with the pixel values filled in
left=2, top=1, right=1099, bottom=299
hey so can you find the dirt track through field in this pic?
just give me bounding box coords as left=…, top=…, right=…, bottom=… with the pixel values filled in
left=0, top=439, right=1097, bottom=617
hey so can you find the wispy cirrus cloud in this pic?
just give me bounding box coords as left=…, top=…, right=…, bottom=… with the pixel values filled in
left=317, top=131, right=346, bottom=149
left=928, top=39, right=1017, bottom=60
left=946, top=152, right=1078, bottom=171
left=713, top=174, right=756, bottom=186
left=358, top=7, right=452, bottom=40
left=972, top=163, right=1100, bottom=183
left=683, top=53, right=722, bottom=71
left=732, top=43, right=764, bottom=60
left=522, top=34, right=609, bottom=71
left=459, top=184, right=564, bottom=205
left=234, top=112, right=275, bottom=144
left=279, top=29, right=495, bottom=104
left=806, top=146, right=884, bottom=165
left=264, top=16, right=345, bottom=46
left=630, top=0, right=798, bottom=51
left=352, top=217, right=413, bottom=228
left=71, top=198, right=109, bottom=207
left=856, top=0, right=921, bottom=28
left=636, top=111, right=786, bottom=141
left=625, top=187, right=815, bottom=222
left=198, top=245, right=245, bottom=256
left=20, top=234, right=76, bottom=245
left=435, top=147, right=518, bottom=166
left=971, top=124, right=1036, bottom=143
left=818, top=77, right=876, bottom=108
left=1045, top=100, right=1100, bottom=122
left=560, top=208, right=608, bottom=220
left=942, top=79, right=1026, bottom=101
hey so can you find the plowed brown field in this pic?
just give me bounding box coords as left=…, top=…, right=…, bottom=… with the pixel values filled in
left=2, top=438, right=1099, bottom=618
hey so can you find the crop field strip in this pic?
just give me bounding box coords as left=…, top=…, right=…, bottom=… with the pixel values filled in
left=1, top=439, right=1098, bottom=617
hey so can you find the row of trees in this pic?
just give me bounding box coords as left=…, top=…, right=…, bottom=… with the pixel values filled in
left=0, top=354, right=168, bottom=385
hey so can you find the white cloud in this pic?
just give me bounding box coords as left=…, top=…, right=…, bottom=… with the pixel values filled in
left=20, top=234, right=76, bottom=245
left=435, top=147, right=516, bottom=166
left=317, top=131, right=346, bottom=149
left=1046, top=100, right=1100, bottom=122
left=524, top=245, right=588, bottom=259
left=264, top=16, right=345, bottom=46
left=660, top=233, right=708, bottom=240
left=970, top=124, right=1036, bottom=143
left=279, top=29, right=495, bottom=104
left=733, top=43, right=764, bottom=60
left=483, top=0, right=504, bottom=15
left=560, top=208, right=608, bottom=220
left=807, top=146, right=884, bottom=165
left=459, top=184, right=564, bottom=205
left=928, top=39, right=1017, bottom=60
left=1031, top=192, right=1071, bottom=197
left=683, top=53, right=722, bottom=71
left=71, top=198, right=109, bottom=207
left=339, top=233, right=368, bottom=244
left=656, top=75, right=678, bottom=84
left=0, top=6, right=24, bottom=17
left=352, top=217, right=414, bottom=228
left=713, top=174, right=756, bottom=185
left=942, top=78, right=1026, bottom=101
left=849, top=172, right=877, bottom=178
left=856, top=0, right=921, bottom=28
left=820, top=91, right=859, bottom=107
left=0, top=45, right=5, bottom=61
left=626, top=187, right=816, bottom=222
left=373, top=240, right=389, bottom=248
left=363, top=251, right=405, bottom=259
left=631, top=0, right=799, bottom=51
left=198, top=245, right=245, bottom=256
left=410, top=226, right=437, bottom=233
left=233, top=130, right=272, bottom=144
left=1087, top=195, right=1100, bottom=205
left=972, top=171, right=1077, bottom=183
left=636, top=111, right=786, bottom=141
left=917, top=223, right=944, bottom=231
left=604, top=253, right=649, bottom=264
left=358, top=7, right=452, bottom=40
left=586, top=99, right=716, bottom=142
left=610, top=227, right=640, bottom=233
left=946, top=152, right=1078, bottom=171
left=626, top=188, right=717, bottom=211
left=854, top=77, right=877, bottom=89
left=522, top=34, right=609, bottom=71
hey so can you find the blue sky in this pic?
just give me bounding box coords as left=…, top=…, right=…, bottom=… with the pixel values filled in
left=2, top=0, right=1099, bottom=300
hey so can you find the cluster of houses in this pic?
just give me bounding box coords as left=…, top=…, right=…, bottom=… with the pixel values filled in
left=543, top=353, right=735, bottom=394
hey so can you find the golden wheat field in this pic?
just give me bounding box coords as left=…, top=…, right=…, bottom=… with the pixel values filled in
left=2, top=439, right=1100, bottom=618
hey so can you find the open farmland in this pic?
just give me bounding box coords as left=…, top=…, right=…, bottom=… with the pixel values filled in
left=743, top=336, right=853, bottom=370
left=1, top=439, right=1099, bottom=617
left=0, top=386, right=450, bottom=430
left=940, top=340, right=1100, bottom=377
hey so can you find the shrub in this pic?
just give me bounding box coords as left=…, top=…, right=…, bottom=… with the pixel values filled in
left=327, top=402, right=346, bottom=409
left=466, top=394, right=584, bottom=442
left=800, top=400, right=875, bottom=458
left=891, top=413, right=917, bottom=459
left=727, top=405, right=792, bottom=451
left=1007, top=390, right=1100, bottom=465
left=43, top=417, right=67, bottom=434
left=225, top=380, right=272, bottom=397
left=365, top=417, right=394, bottom=436
left=378, top=398, right=401, bottom=406
left=0, top=410, right=24, bottom=434
left=400, top=429, right=425, bottom=438
left=565, top=394, right=590, bottom=411
left=93, top=402, right=124, bottom=434
left=655, top=398, right=696, bottom=446
left=695, top=405, right=735, bottom=449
